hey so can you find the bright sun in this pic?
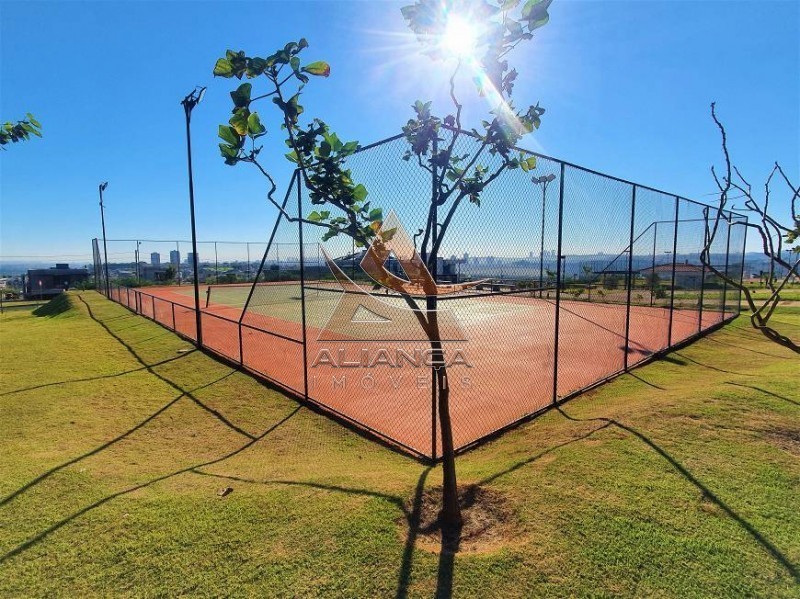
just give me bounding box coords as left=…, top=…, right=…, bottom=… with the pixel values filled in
left=441, top=16, right=478, bottom=58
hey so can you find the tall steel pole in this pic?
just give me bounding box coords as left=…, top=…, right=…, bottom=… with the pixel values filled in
left=98, top=182, right=110, bottom=296
left=539, top=184, right=546, bottom=295
left=534, top=174, right=555, bottom=297
left=135, top=241, right=141, bottom=285
left=181, top=86, right=206, bottom=347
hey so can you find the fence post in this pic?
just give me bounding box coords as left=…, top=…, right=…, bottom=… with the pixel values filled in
left=238, top=321, right=244, bottom=366
left=238, top=170, right=298, bottom=322
left=552, top=162, right=566, bottom=404
left=624, top=185, right=637, bottom=370
left=650, top=221, right=657, bottom=307
left=737, top=216, right=749, bottom=316
left=667, top=197, right=680, bottom=346
left=430, top=135, right=438, bottom=460
left=151, top=295, right=156, bottom=320
left=697, top=211, right=707, bottom=334
left=721, top=215, right=732, bottom=318
left=297, top=175, right=310, bottom=400
left=171, top=301, right=176, bottom=330
left=215, top=241, right=219, bottom=283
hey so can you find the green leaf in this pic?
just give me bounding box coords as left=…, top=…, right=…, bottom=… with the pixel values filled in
left=521, top=0, right=553, bottom=28
left=285, top=150, right=299, bottom=163
left=246, top=57, right=267, bottom=77
left=301, top=61, right=331, bottom=77
left=353, top=184, right=368, bottom=202
left=380, top=227, right=397, bottom=242
left=26, top=113, right=41, bottom=128
left=368, top=208, right=383, bottom=221
left=230, top=83, right=252, bottom=108
left=218, top=125, right=239, bottom=145
left=247, top=112, right=266, bottom=137
left=308, top=211, right=323, bottom=222
left=229, top=109, right=250, bottom=136
left=213, top=58, right=234, bottom=77
left=342, top=141, right=359, bottom=154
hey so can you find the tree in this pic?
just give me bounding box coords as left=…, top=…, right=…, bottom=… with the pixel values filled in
left=212, top=0, right=553, bottom=530
left=164, top=265, right=176, bottom=282
left=1, top=114, right=42, bottom=147
left=703, top=103, right=799, bottom=351
left=581, top=264, right=593, bottom=300
left=603, top=273, right=620, bottom=290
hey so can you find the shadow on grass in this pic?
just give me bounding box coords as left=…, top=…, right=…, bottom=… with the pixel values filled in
left=553, top=406, right=799, bottom=584
left=665, top=352, right=751, bottom=376
left=0, top=350, right=196, bottom=398
left=193, top=423, right=613, bottom=599
left=0, top=406, right=301, bottom=564
left=32, top=294, right=72, bottom=317
left=76, top=293, right=256, bottom=440
left=703, top=333, right=796, bottom=358
left=192, top=467, right=434, bottom=599
left=726, top=382, right=800, bottom=408
left=628, top=372, right=665, bottom=390
left=0, top=369, right=235, bottom=507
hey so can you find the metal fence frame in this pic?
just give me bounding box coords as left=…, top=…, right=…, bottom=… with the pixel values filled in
left=93, top=131, right=748, bottom=462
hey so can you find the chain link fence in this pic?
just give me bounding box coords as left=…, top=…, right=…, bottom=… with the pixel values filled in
left=93, top=130, right=747, bottom=461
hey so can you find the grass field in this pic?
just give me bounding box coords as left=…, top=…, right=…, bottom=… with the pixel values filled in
left=0, top=291, right=798, bottom=597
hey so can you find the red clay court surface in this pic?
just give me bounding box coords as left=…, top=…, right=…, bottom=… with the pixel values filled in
left=110, top=284, right=732, bottom=459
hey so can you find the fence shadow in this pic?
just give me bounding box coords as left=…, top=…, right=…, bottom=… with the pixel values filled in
left=0, top=351, right=196, bottom=398
left=76, top=293, right=256, bottom=440
left=552, top=406, right=799, bottom=584
left=726, top=382, right=800, bottom=408
left=0, top=406, right=301, bottom=564
left=0, top=370, right=234, bottom=507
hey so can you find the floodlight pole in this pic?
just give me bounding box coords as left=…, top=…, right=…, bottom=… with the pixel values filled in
left=534, top=174, right=555, bottom=297
left=98, top=182, right=111, bottom=296
left=181, top=86, right=206, bottom=347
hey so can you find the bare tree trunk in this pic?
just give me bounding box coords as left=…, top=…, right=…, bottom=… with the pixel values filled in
left=427, top=299, right=462, bottom=528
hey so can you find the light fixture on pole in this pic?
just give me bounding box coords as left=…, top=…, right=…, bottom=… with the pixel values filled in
left=533, top=173, right=557, bottom=297
left=181, top=86, right=206, bottom=347
left=135, top=241, right=142, bottom=284
left=98, top=182, right=111, bottom=297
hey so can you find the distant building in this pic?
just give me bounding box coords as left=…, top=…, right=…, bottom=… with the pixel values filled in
left=141, top=265, right=169, bottom=282
left=170, top=250, right=180, bottom=266
left=151, top=252, right=160, bottom=267
left=639, top=262, right=712, bottom=289
left=187, top=252, right=198, bottom=265
left=24, top=264, right=89, bottom=299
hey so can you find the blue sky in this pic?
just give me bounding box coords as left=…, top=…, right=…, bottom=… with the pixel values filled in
left=1, top=0, right=798, bottom=264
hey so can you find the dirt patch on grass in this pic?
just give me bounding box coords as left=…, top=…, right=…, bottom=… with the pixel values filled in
left=401, top=485, right=520, bottom=554
left=763, top=425, right=800, bottom=456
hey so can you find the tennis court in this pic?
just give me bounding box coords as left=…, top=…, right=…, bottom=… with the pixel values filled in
left=123, top=280, right=724, bottom=458
left=97, top=130, right=745, bottom=459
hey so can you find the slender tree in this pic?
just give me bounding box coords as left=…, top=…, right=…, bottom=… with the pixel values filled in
left=703, top=103, right=799, bottom=350
left=212, top=0, right=553, bottom=529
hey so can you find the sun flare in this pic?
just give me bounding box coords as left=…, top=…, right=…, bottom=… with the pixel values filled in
left=441, top=15, right=478, bottom=58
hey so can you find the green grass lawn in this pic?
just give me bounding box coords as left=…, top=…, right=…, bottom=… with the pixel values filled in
left=1, top=291, right=798, bottom=597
